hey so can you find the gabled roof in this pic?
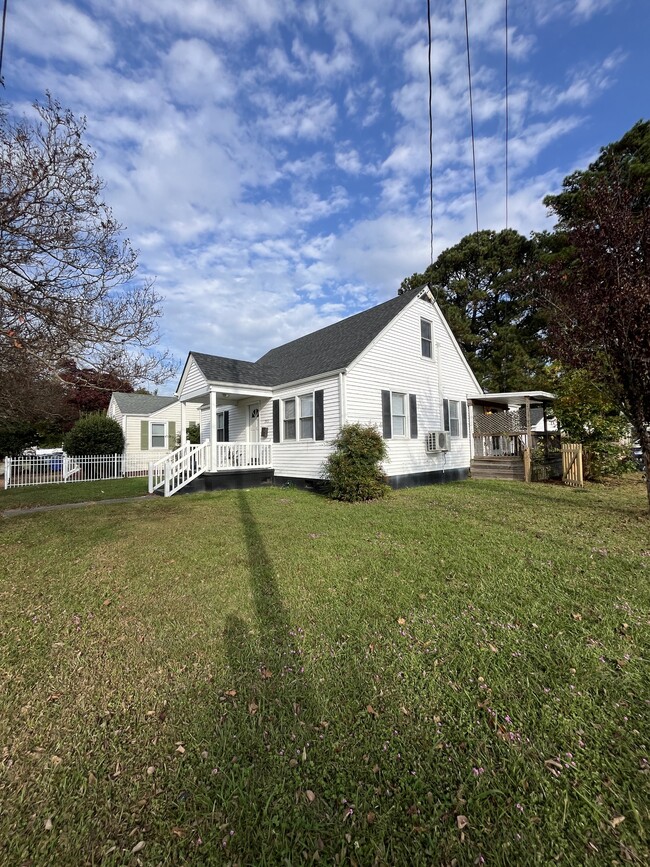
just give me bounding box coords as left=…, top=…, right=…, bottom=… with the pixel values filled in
left=188, top=290, right=419, bottom=389
left=111, top=392, right=178, bottom=415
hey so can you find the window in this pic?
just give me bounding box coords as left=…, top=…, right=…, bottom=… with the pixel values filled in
left=391, top=392, right=407, bottom=437
left=421, top=318, right=432, bottom=358
left=449, top=400, right=460, bottom=437
left=300, top=394, right=313, bottom=439
left=283, top=398, right=296, bottom=440
left=216, top=412, right=225, bottom=442
left=151, top=422, right=166, bottom=448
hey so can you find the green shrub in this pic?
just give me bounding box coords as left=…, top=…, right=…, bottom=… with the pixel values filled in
left=63, top=414, right=125, bottom=456
left=323, top=423, right=390, bottom=502
left=186, top=422, right=200, bottom=445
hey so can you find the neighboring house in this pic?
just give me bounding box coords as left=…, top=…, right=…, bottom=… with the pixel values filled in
left=107, top=393, right=201, bottom=460
left=169, top=287, right=484, bottom=494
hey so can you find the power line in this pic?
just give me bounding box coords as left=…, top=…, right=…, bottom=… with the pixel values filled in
left=463, top=0, right=479, bottom=235
left=0, top=0, right=8, bottom=87
left=505, top=0, right=509, bottom=228
left=427, top=0, right=434, bottom=266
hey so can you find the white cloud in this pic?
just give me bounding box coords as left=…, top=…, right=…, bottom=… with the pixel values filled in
left=12, top=0, right=114, bottom=66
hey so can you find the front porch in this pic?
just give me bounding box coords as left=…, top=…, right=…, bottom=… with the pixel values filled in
left=149, top=440, right=274, bottom=496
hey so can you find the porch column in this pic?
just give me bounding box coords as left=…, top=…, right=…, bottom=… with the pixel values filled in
left=209, top=389, right=217, bottom=472
left=180, top=400, right=187, bottom=446
left=524, top=397, right=532, bottom=483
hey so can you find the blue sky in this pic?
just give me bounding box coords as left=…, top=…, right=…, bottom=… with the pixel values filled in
left=4, top=0, right=648, bottom=383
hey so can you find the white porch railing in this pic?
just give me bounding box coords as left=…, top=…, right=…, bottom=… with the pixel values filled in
left=149, top=440, right=210, bottom=497
left=214, top=442, right=273, bottom=470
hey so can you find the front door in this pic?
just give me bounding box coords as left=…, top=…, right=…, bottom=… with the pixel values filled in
left=248, top=403, right=260, bottom=442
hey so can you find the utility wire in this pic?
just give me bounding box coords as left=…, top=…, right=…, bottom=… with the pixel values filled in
left=463, top=0, right=479, bottom=235
left=505, top=0, right=509, bottom=228
left=0, top=0, right=8, bottom=87
left=427, top=0, right=434, bottom=266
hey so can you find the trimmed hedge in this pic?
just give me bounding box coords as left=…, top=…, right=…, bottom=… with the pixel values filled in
left=63, top=414, right=125, bottom=456
left=323, top=423, right=390, bottom=502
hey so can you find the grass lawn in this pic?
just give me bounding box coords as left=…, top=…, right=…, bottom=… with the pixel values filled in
left=0, top=476, right=149, bottom=510
left=1, top=476, right=648, bottom=866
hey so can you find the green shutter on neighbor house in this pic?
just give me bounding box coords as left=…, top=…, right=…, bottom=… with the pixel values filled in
left=168, top=421, right=176, bottom=448
left=140, top=420, right=149, bottom=450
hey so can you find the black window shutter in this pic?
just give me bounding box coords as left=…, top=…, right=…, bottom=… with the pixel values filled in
left=443, top=399, right=450, bottom=432
left=315, top=390, right=324, bottom=441
left=381, top=390, right=392, bottom=438
left=409, top=394, right=418, bottom=438
left=272, top=400, right=280, bottom=443
left=224, top=410, right=230, bottom=442
left=461, top=401, right=468, bottom=438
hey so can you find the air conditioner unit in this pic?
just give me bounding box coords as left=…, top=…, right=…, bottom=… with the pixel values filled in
left=425, top=431, right=451, bottom=452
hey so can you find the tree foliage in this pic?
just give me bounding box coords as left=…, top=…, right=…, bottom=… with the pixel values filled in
left=400, top=229, right=548, bottom=392
left=542, top=120, right=650, bottom=506
left=548, top=366, right=631, bottom=479
left=63, top=414, right=125, bottom=457
left=0, top=94, right=175, bottom=423
left=323, top=423, right=390, bottom=502
left=60, top=360, right=133, bottom=417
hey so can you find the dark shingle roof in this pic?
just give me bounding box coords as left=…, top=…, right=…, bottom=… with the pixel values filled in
left=112, top=393, right=178, bottom=415
left=190, top=291, right=419, bottom=388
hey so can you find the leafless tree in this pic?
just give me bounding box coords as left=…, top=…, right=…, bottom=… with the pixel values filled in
left=0, top=94, right=176, bottom=421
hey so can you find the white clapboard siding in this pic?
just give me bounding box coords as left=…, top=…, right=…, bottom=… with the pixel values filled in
left=345, top=296, right=479, bottom=476
left=107, top=397, right=123, bottom=424
left=179, top=356, right=209, bottom=401
left=271, top=376, right=339, bottom=479
left=200, top=404, right=211, bottom=443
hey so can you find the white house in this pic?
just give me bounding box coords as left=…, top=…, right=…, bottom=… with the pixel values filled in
left=107, top=393, right=201, bottom=461
left=156, top=287, right=486, bottom=496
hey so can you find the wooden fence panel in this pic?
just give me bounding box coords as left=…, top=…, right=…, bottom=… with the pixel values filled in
left=562, top=443, right=584, bottom=488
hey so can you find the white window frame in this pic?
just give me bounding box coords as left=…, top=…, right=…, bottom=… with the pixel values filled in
left=449, top=400, right=461, bottom=438
left=150, top=421, right=167, bottom=449
left=391, top=392, right=407, bottom=438
left=283, top=398, right=296, bottom=441
left=299, top=393, right=314, bottom=440
left=421, top=318, right=433, bottom=359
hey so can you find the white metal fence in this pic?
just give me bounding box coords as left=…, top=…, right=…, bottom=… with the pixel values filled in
left=4, top=453, right=152, bottom=489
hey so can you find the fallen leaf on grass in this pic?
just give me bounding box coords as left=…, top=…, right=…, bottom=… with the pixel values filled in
left=176, top=745, right=186, bottom=754
left=46, top=693, right=62, bottom=703
left=248, top=701, right=259, bottom=715
left=171, top=827, right=186, bottom=838
left=146, top=767, right=155, bottom=776
left=610, top=815, right=625, bottom=828
left=260, top=667, right=272, bottom=679
left=44, top=818, right=53, bottom=831
left=224, top=689, right=237, bottom=697
left=397, top=617, right=406, bottom=625
left=456, top=815, right=469, bottom=830
left=572, top=613, right=582, bottom=621
left=50, top=756, right=62, bottom=767
left=366, top=811, right=376, bottom=825
left=131, top=841, right=145, bottom=854
left=103, top=599, right=112, bottom=607
left=305, top=790, right=316, bottom=803
left=367, top=705, right=379, bottom=718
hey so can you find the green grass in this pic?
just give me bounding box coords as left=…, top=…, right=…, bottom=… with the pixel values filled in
left=0, top=476, right=149, bottom=509
left=1, top=476, right=648, bottom=865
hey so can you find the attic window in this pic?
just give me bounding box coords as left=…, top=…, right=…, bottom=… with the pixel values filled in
left=421, top=319, right=432, bottom=358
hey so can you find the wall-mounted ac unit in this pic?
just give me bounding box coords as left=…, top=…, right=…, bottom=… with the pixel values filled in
left=425, top=431, right=451, bottom=452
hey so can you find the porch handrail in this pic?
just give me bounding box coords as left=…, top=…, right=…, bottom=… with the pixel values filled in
left=149, top=440, right=210, bottom=497
left=214, top=441, right=272, bottom=470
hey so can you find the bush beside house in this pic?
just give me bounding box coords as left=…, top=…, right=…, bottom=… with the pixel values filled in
left=323, top=423, right=390, bottom=502
left=63, top=414, right=125, bottom=456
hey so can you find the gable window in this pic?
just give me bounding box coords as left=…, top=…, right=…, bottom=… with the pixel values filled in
left=283, top=398, right=296, bottom=440
left=300, top=394, right=314, bottom=439
left=421, top=318, right=433, bottom=358
left=391, top=392, right=407, bottom=437
left=151, top=422, right=166, bottom=448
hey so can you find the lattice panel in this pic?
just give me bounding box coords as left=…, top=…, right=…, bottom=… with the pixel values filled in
left=473, top=408, right=526, bottom=436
